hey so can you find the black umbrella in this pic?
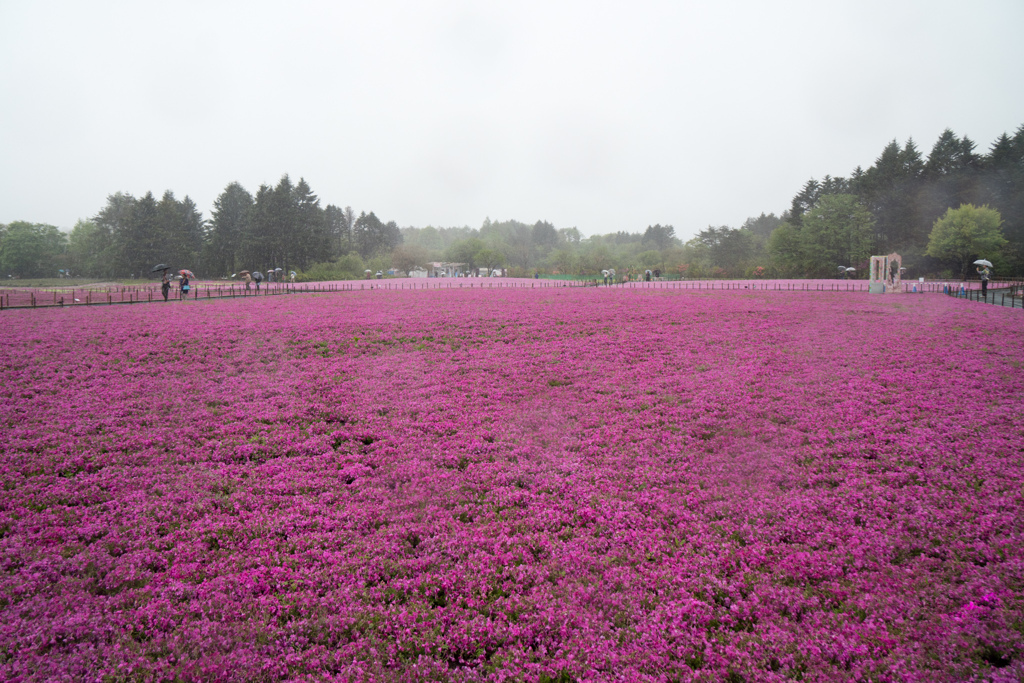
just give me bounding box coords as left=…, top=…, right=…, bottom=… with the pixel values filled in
left=151, top=263, right=170, bottom=272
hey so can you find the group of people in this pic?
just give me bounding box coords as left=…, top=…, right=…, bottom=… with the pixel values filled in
left=161, top=272, right=191, bottom=301
left=157, top=267, right=300, bottom=300
left=240, top=270, right=295, bottom=290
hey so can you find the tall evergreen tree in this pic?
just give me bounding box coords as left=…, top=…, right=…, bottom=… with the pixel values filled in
left=352, top=211, right=384, bottom=259
left=789, top=179, right=821, bottom=225
left=918, top=129, right=985, bottom=227
left=641, top=224, right=676, bottom=251
left=208, top=182, right=253, bottom=275
left=741, top=213, right=781, bottom=238
left=269, top=175, right=296, bottom=270
left=154, top=191, right=204, bottom=271
left=856, top=139, right=923, bottom=251
left=800, top=194, right=875, bottom=276
left=325, top=204, right=351, bottom=257
left=242, top=184, right=275, bottom=270
left=293, top=177, right=327, bottom=268
left=532, top=220, right=558, bottom=252
left=177, top=196, right=206, bottom=272
left=126, top=192, right=161, bottom=278
left=94, top=192, right=138, bottom=276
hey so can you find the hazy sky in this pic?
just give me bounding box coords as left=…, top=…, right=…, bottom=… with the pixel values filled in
left=2, top=0, right=1022, bottom=240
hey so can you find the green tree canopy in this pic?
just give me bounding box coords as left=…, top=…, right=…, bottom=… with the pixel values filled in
left=67, top=219, right=114, bottom=277
left=766, top=222, right=806, bottom=277
left=800, top=194, right=875, bottom=276
left=641, top=224, right=676, bottom=251
left=208, top=182, right=253, bottom=276
left=0, top=221, right=67, bottom=277
left=446, top=237, right=485, bottom=272
left=925, top=204, right=1006, bottom=278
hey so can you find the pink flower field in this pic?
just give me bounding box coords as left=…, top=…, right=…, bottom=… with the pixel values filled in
left=1, top=288, right=1022, bottom=682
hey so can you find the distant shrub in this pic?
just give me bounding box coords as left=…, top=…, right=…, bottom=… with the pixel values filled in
left=295, top=253, right=365, bottom=282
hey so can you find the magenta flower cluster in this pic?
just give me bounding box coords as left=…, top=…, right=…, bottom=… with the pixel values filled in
left=0, top=288, right=1021, bottom=681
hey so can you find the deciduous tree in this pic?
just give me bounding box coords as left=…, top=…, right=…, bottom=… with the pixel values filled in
left=0, top=221, right=67, bottom=277
left=925, top=204, right=1006, bottom=278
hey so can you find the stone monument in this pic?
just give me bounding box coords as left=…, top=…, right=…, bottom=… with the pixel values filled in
left=868, top=253, right=902, bottom=293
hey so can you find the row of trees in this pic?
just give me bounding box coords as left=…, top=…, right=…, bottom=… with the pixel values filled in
left=206, top=177, right=399, bottom=275
left=356, top=126, right=1023, bottom=280
left=3, top=124, right=1021, bottom=281
left=769, top=125, right=1024, bottom=277
left=0, top=175, right=404, bottom=280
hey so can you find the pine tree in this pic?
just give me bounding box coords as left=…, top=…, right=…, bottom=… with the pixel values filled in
left=128, top=192, right=161, bottom=278
left=269, top=175, right=296, bottom=270
left=324, top=204, right=351, bottom=258
left=919, top=129, right=985, bottom=230
left=94, top=192, right=138, bottom=276
left=151, top=192, right=205, bottom=273
left=242, top=184, right=275, bottom=270
left=178, top=196, right=206, bottom=272
left=209, top=182, right=253, bottom=276
left=789, top=179, right=821, bottom=225
left=857, top=140, right=923, bottom=252
left=353, top=211, right=385, bottom=259
left=293, top=178, right=326, bottom=268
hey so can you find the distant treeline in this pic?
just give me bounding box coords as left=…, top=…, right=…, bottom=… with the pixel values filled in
left=2, top=125, right=1022, bottom=280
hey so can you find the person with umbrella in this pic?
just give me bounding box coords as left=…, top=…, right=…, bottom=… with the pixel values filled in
left=179, top=270, right=191, bottom=300
left=151, top=264, right=171, bottom=301
left=238, top=270, right=252, bottom=290
left=975, top=259, right=992, bottom=299
left=253, top=271, right=263, bottom=291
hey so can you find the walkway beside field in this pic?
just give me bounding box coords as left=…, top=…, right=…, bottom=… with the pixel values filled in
left=948, top=285, right=1024, bottom=309
left=2, top=277, right=1021, bottom=311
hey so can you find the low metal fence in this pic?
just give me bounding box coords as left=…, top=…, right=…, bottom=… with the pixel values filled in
left=3, top=277, right=1021, bottom=311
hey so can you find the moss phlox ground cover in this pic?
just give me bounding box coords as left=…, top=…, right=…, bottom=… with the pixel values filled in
left=1, top=289, right=1022, bottom=681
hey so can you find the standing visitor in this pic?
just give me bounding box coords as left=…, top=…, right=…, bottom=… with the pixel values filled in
left=243, top=272, right=252, bottom=290
left=179, top=274, right=190, bottom=300
left=161, top=274, right=171, bottom=301
left=977, top=265, right=991, bottom=299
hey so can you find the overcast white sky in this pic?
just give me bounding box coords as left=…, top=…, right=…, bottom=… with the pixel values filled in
left=2, top=0, right=1022, bottom=240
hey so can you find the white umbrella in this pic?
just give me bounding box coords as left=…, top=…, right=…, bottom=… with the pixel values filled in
left=974, top=259, right=993, bottom=268
left=846, top=267, right=856, bottom=272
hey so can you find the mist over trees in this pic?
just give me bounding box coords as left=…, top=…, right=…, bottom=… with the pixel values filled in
left=2, top=124, right=1022, bottom=280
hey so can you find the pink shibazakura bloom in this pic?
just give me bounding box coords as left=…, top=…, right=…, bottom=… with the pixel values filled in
left=0, top=288, right=1021, bottom=681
